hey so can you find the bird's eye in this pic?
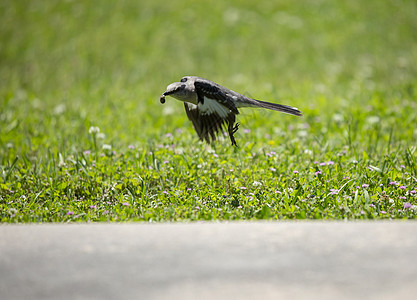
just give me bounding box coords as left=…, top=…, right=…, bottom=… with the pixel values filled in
left=180, top=77, right=187, bottom=82
left=174, top=85, right=185, bottom=93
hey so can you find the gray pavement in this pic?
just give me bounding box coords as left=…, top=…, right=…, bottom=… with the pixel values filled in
left=1, top=222, right=417, bottom=300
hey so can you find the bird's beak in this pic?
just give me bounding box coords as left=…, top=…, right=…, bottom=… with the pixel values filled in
left=160, top=91, right=168, bottom=104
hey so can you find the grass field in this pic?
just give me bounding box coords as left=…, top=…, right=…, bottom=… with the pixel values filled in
left=1, top=0, right=417, bottom=221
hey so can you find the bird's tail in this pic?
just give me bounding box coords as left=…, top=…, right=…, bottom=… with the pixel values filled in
left=254, top=99, right=302, bottom=117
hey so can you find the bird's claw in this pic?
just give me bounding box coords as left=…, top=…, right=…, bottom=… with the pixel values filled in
left=233, top=123, right=240, bottom=134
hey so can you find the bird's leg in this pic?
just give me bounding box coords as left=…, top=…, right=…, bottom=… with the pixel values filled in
left=228, top=121, right=239, bottom=147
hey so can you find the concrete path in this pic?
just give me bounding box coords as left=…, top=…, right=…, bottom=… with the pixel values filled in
left=1, top=222, right=417, bottom=300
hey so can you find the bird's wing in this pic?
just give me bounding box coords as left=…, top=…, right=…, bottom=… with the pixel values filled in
left=193, top=79, right=239, bottom=115
left=184, top=102, right=236, bottom=144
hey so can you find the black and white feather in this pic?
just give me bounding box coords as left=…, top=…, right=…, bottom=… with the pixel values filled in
left=160, top=76, right=302, bottom=146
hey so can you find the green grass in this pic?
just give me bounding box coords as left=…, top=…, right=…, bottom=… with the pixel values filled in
left=1, top=0, right=417, bottom=222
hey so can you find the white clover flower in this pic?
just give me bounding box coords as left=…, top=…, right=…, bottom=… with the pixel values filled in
left=162, top=105, right=175, bottom=116
left=297, top=130, right=308, bottom=137
left=366, top=116, right=380, bottom=125
left=96, top=133, right=106, bottom=139
left=89, top=126, right=100, bottom=134
left=253, top=181, right=262, bottom=187
left=53, top=104, right=66, bottom=115
left=58, top=153, right=66, bottom=168
left=304, top=149, right=313, bottom=155
left=175, top=147, right=184, bottom=155
left=332, top=114, right=344, bottom=123
left=102, top=144, right=112, bottom=150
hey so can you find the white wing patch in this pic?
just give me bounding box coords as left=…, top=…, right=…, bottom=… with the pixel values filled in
left=198, top=96, right=230, bottom=118
left=185, top=102, right=198, bottom=111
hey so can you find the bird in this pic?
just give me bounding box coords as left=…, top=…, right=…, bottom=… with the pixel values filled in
left=160, top=76, right=302, bottom=146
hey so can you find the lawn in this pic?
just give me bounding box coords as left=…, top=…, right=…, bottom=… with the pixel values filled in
left=1, top=0, right=417, bottom=221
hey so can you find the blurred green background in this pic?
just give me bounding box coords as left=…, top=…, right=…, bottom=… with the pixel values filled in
left=1, top=0, right=416, bottom=154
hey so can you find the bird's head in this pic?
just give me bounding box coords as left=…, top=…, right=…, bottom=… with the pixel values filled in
left=160, top=77, right=197, bottom=104
left=160, top=82, right=186, bottom=104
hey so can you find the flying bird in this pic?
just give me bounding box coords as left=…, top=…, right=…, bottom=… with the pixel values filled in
left=160, top=76, right=302, bottom=146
